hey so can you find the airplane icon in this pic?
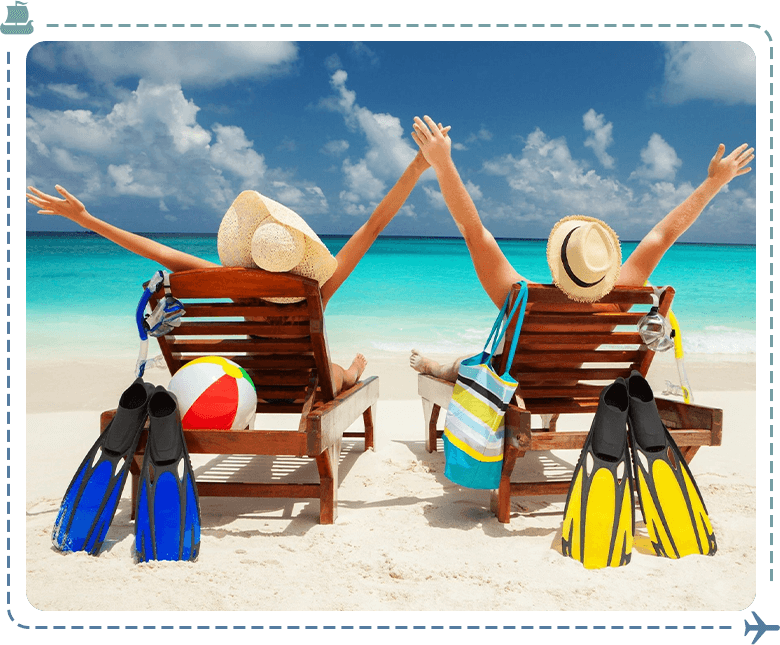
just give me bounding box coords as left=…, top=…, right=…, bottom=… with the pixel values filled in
left=745, top=612, right=780, bottom=644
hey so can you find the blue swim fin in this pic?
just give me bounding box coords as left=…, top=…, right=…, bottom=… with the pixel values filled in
left=134, top=387, right=201, bottom=562
left=53, top=378, right=154, bottom=555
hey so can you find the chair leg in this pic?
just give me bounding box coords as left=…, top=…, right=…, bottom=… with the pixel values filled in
left=362, top=403, right=376, bottom=451
left=422, top=400, right=441, bottom=453
left=316, top=441, right=340, bottom=524
left=495, top=444, right=522, bottom=523
left=680, top=445, right=701, bottom=463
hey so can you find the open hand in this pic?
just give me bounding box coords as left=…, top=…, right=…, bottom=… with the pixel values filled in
left=26, top=185, right=89, bottom=224
left=411, top=116, right=452, bottom=170
left=707, top=143, right=754, bottom=186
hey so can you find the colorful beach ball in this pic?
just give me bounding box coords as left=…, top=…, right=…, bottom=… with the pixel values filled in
left=168, top=356, right=256, bottom=430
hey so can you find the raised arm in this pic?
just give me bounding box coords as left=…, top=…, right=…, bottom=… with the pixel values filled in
left=619, top=143, right=754, bottom=287
left=27, top=185, right=218, bottom=273
left=412, top=115, right=523, bottom=309
left=320, top=131, right=448, bottom=308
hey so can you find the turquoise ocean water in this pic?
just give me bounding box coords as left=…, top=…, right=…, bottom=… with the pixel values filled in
left=26, top=233, right=756, bottom=362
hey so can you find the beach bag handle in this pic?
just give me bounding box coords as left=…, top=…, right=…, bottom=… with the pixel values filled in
left=482, top=281, right=528, bottom=376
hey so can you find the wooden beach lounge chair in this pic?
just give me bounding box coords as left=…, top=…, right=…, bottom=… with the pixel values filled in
left=100, top=267, right=379, bottom=524
left=417, top=283, right=723, bottom=523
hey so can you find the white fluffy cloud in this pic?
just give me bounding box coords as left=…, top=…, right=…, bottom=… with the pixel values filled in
left=483, top=128, right=632, bottom=223
left=209, top=123, right=267, bottom=180
left=29, top=42, right=299, bottom=88
left=630, top=177, right=755, bottom=243
left=321, top=139, right=350, bottom=156
left=27, top=107, right=116, bottom=155
left=26, top=80, right=329, bottom=217
left=478, top=125, right=754, bottom=243
left=26, top=44, right=423, bottom=226
left=48, top=84, right=90, bottom=101
left=108, top=80, right=211, bottom=154
left=583, top=109, right=615, bottom=169
left=27, top=41, right=337, bottom=221
left=351, top=42, right=380, bottom=66
left=661, top=42, right=756, bottom=105
left=340, top=158, right=388, bottom=206
left=321, top=69, right=420, bottom=211
left=632, top=133, right=682, bottom=182
left=270, top=183, right=328, bottom=215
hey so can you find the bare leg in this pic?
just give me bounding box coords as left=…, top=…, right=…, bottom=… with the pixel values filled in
left=409, top=349, right=465, bottom=382
left=411, top=349, right=526, bottom=409
left=331, top=354, right=368, bottom=393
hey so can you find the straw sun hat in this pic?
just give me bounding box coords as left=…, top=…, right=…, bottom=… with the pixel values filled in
left=217, top=191, right=337, bottom=301
left=546, top=215, right=622, bottom=303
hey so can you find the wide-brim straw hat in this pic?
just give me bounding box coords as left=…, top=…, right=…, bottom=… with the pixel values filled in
left=546, top=215, right=621, bottom=303
left=217, top=190, right=338, bottom=292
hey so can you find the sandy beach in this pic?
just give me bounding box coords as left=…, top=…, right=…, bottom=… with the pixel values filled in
left=23, top=346, right=756, bottom=618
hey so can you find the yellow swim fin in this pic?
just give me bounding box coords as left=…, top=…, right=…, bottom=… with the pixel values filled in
left=626, top=371, right=716, bottom=558
left=561, top=378, right=634, bottom=569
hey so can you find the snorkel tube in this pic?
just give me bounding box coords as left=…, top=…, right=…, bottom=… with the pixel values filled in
left=135, top=271, right=165, bottom=378
left=666, top=308, right=694, bottom=404
left=641, top=282, right=693, bottom=404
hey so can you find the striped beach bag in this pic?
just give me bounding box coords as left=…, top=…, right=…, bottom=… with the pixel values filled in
left=443, top=282, right=528, bottom=489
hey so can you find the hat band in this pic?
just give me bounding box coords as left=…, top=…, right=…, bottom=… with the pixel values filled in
left=561, top=227, right=605, bottom=289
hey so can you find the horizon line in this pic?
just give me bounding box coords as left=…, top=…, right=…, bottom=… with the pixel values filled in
left=25, top=230, right=758, bottom=248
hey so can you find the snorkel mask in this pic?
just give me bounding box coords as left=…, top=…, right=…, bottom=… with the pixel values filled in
left=638, top=308, right=674, bottom=352
left=135, top=270, right=185, bottom=377
left=638, top=284, right=694, bottom=404
left=637, top=287, right=674, bottom=352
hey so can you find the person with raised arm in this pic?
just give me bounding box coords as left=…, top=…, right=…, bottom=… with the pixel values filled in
left=408, top=114, right=754, bottom=381
left=28, top=124, right=451, bottom=393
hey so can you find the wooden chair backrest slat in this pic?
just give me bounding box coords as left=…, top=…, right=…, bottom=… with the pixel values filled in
left=498, top=283, right=674, bottom=414
left=148, top=268, right=337, bottom=408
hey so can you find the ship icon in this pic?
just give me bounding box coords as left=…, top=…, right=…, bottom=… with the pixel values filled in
left=1, top=1, right=33, bottom=35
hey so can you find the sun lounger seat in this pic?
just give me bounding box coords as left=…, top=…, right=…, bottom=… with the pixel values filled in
left=100, top=267, right=379, bottom=524
left=417, top=283, right=722, bottom=522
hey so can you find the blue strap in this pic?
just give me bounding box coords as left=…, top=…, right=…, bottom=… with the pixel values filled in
left=136, top=270, right=185, bottom=340
left=135, top=270, right=185, bottom=377
left=501, top=282, right=528, bottom=378
left=481, top=281, right=528, bottom=369
left=482, top=289, right=514, bottom=356
left=135, top=285, right=156, bottom=342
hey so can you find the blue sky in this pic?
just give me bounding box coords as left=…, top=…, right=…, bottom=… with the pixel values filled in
left=26, top=40, right=756, bottom=243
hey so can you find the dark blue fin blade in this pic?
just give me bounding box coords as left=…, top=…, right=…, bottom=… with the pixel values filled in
left=52, top=458, right=91, bottom=550
left=57, top=454, right=132, bottom=556
left=135, top=478, right=153, bottom=562
left=152, top=471, right=182, bottom=561
left=182, top=473, right=201, bottom=561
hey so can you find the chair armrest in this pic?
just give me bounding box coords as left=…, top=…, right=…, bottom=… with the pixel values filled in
left=417, top=374, right=455, bottom=408
left=656, top=396, right=723, bottom=446
left=306, top=376, right=380, bottom=454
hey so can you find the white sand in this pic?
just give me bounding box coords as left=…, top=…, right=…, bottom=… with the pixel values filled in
left=24, top=352, right=756, bottom=615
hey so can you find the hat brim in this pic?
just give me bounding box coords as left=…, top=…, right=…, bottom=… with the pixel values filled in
left=547, top=215, right=621, bottom=303
left=217, top=191, right=337, bottom=288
